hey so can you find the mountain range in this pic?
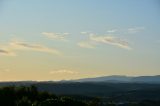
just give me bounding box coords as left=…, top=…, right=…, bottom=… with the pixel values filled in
left=0, top=75, right=160, bottom=101
left=74, top=75, right=160, bottom=83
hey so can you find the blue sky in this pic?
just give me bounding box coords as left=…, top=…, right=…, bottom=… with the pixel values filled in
left=0, top=0, right=160, bottom=81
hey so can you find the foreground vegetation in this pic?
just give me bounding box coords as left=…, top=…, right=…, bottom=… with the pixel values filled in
left=0, top=86, right=87, bottom=106
left=0, top=86, right=160, bottom=106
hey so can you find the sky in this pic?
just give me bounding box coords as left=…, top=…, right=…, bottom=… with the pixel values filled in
left=0, top=0, right=160, bottom=81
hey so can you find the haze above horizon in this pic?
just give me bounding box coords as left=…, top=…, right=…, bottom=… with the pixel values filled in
left=0, top=0, right=160, bottom=81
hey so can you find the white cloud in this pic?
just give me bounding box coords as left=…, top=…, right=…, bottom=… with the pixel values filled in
left=50, top=69, right=78, bottom=74
left=0, top=39, right=61, bottom=56
left=79, top=31, right=132, bottom=50
left=10, top=40, right=61, bottom=55
left=107, top=29, right=117, bottom=33
left=42, top=32, right=69, bottom=41
left=80, top=31, right=89, bottom=35
left=90, top=35, right=132, bottom=50
left=128, top=27, right=145, bottom=33
left=63, top=32, right=70, bottom=35
left=77, top=41, right=95, bottom=49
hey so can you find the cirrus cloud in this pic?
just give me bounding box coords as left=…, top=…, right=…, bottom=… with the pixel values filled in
left=78, top=32, right=132, bottom=50
left=107, top=29, right=117, bottom=33
left=0, top=49, right=16, bottom=56
left=77, top=41, right=95, bottom=49
left=10, top=40, right=61, bottom=55
left=128, top=27, right=145, bottom=33
left=49, top=69, right=78, bottom=74
left=42, top=32, right=69, bottom=41
left=90, top=35, right=132, bottom=50
left=0, top=39, right=61, bottom=56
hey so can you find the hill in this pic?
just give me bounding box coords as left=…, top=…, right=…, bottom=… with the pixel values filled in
left=74, top=75, right=160, bottom=83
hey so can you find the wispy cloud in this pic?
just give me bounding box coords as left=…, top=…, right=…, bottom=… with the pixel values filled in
left=128, top=27, right=145, bottom=33
left=42, top=32, right=69, bottom=41
left=79, top=31, right=132, bottom=50
left=3, top=68, right=11, bottom=72
left=77, top=41, right=95, bottom=49
left=80, top=31, right=91, bottom=35
left=0, top=39, right=61, bottom=56
left=90, top=35, right=132, bottom=50
left=50, top=69, right=78, bottom=74
left=10, top=40, right=61, bottom=55
left=0, top=49, right=16, bottom=56
left=0, top=68, right=11, bottom=72
left=107, top=29, right=117, bottom=33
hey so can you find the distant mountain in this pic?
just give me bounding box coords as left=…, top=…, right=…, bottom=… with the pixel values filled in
left=0, top=77, right=160, bottom=101
left=74, top=75, right=160, bottom=83
left=132, top=75, right=160, bottom=83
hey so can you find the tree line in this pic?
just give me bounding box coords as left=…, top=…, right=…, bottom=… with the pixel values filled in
left=0, top=85, right=101, bottom=106
left=0, top=85, right=160, bottom=106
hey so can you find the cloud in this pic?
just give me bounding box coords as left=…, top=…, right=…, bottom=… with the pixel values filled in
left=42, top=32, right=69, bottom=41
left=107, top=29, right=117, bottom=33
left=1, top=68, right=11, bottom=72
left=0, top=39, right=61, bottom=56
left=63, top=32, right=70, bottom=35
left=128, top=27, right=145, bottom=33
left=10, top=40, right=61, bottom=55
left=79, top=31, right=132, bottom=50
left=80, top=31, right=89, bottom=35
left=0, top=67, right=11, bottom=73
left=77, top=41, right=95, bottom=49
left=90, top=35, right=132, bottom=50
left=50, top=69, right=78, bottom=74
left=0, top=49, right=16, bottom=56
left=3, top=68, right=10, bottom=72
